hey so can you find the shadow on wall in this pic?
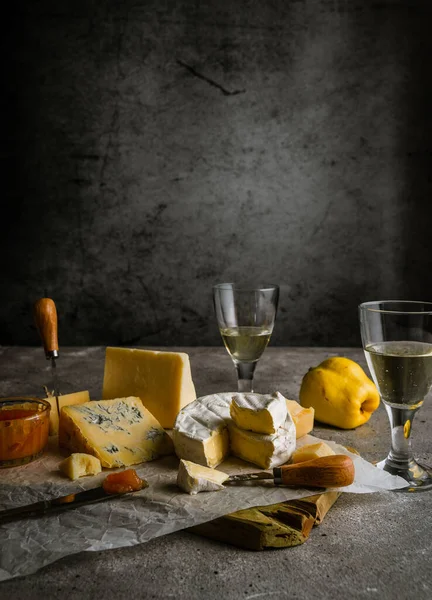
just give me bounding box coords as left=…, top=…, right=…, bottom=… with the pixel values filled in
left=1, top=1, right=432, bottom=347
left=309, top=2, right=432, bottom=347
left=399, top=4, right=432, bottom=299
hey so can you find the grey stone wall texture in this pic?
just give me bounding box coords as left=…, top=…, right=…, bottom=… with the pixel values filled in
left=2, top=0, right=432, bottom=348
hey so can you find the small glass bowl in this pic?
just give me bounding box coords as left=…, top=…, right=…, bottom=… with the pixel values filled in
left=0, top=397, right=51, bottom=468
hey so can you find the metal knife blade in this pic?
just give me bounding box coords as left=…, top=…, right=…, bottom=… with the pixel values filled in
left=0, top=487, right=128, bottom=525
left=51, top=355, right=60, bottom=409
left=226, top=471, right=273, bottom=483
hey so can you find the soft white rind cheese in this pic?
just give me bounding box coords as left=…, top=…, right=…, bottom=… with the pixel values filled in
left=229, top=410, right=296, bottom=469
left=177, top=459, right=229, bottom=494
left=172, top=393, right=232, bottom=468
left=173, top=392, right=296, bottom=469
left=230, top=392, right=288, bottom=434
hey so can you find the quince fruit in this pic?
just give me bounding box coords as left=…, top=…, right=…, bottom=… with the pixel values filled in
left=299, top=357, right=380, bottom=429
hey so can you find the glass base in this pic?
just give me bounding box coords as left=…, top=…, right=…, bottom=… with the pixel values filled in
left=377, top=457, right=432, bottom=492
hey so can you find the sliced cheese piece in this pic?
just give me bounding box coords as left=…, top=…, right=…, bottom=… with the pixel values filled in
left=102, top=347, right=196, bottom=428
left=173, top=393, right=233, bottom=468
left=59, top=396, right=174, bottom=468
left=229, top=412, right=296, bottom=469
left=291, top=442, right=335, bottom=464
left=59, top=453, right=102, bottom=480
left=230, top=392, right=287, bottom=434
left=177, top=459, right=229, bottom=494
left=47, top=390, right=90, bottom=436
left=286, top=399, right=314, bottom=438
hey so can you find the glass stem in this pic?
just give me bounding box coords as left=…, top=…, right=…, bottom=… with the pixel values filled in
left=236, top=362, right=257, bottom=393
left=384, top=403, right=419, bottom=471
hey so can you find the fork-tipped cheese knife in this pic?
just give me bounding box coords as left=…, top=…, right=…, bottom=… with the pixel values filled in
left=226, top=455, right=355, bottom=488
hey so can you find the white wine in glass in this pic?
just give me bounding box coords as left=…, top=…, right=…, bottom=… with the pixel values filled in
left=219, top=326, right=272, bottom=363
left=213, top=284, right=279, bottom=392
left=359, top=301, right=432, bottom=491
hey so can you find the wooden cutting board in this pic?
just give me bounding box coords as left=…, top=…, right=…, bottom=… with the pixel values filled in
left=188, top=491, right=340, bottom=550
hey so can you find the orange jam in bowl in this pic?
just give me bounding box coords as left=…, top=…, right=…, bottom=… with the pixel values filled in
left=0, top=397, right=51, bottom=468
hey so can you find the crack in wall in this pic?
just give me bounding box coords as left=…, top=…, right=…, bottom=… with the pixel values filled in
left=177, top=59, right=245, bottom=96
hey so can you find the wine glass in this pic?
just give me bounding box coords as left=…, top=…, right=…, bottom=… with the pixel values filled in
left=213, top=283, right=279, bottom=392
left=359, top=300, right=432, bottom=491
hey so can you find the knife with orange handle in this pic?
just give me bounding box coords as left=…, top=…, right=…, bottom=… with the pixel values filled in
left=33, top=298, right=60, bottom=411
left=226, top=455, right=355, bottom=488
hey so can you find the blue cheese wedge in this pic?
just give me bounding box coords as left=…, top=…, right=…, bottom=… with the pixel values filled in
left=229, top=411, right=296, bottom=469
left=59, top=396, right=173, bottom=468
left=177, top=459, right=229, bottom=494
left=230, top=392, right=288, bottom=434
left=173, top=393, right=233, bottom=468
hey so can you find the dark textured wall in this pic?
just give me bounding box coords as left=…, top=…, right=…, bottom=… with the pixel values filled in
left=2, top=0, right=432, bottom=347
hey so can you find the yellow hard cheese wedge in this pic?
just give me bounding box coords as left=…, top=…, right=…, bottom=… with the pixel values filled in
left=59, top=396, right=174, bottom=468
left=59, top=453, right=102, bottom=480
left=286, top=399, right=314, bottom=438
left=102, top=347, right=196, bottom=428
left=291, top=442, right=335, bottom=464
left=47, top=390, right=90, bottom=436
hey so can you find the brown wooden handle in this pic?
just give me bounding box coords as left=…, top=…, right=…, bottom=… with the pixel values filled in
left=275, top=455, right=355, bottom=488
left=34, top=298, right=59, bottom=358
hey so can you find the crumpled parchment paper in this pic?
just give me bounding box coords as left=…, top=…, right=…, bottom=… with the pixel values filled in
left=0, top=434, right=407, bottom=581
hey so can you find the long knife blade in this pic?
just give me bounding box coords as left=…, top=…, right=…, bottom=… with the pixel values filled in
left=0, top=487, right=128, bottom=525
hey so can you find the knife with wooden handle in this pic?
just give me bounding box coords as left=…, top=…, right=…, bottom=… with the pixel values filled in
left=34, top=298, right=59, bottom=361
left=34, top=298, right=60, bottom=410
left=226, top=455, right=355, bottom=488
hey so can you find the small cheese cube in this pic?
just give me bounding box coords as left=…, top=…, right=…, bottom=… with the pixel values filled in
left=177, top=459, right=229, bottom=494
left=102, top=347, right=196, bottom=428
left=229, top=412, right=296, bottom=469
left=47, top=390, right=90, bottom=436
left=286, top=399, right=314, bottom=438
left=291, top=442, right=335, bottom=464
left=59, top=396, right=174, bottom=468
left=59, top=453, right=102, bottom=480
left=230, top=392, right=288, bottom=434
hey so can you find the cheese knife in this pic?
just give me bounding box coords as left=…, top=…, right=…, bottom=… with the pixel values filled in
left=34, top=297, right=60, bottom=412
left=225, top=455, right=355, bottom=488
left=0, top=486, right=136, bottom=525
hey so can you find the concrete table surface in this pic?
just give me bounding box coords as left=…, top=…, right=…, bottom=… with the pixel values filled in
left=0, top=346, right=431, bottom=600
